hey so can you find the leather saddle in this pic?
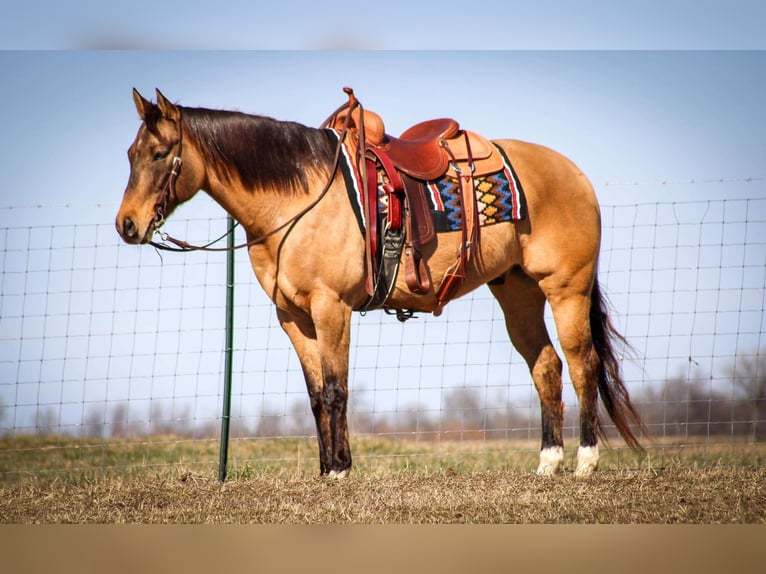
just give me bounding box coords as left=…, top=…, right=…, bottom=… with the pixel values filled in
left=332, top=100, right=503, bottom=181
left=323, top=88, right=501, bottom=316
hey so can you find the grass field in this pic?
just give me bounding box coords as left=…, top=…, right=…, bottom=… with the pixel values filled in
left=1, top=435, right=764, bottom=523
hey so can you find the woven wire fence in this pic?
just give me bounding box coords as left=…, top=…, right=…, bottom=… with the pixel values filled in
left=1, top=192, right=764, bottom=479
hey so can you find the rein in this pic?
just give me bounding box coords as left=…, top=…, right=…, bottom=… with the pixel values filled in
left=149, top=100, right=358, bottom=253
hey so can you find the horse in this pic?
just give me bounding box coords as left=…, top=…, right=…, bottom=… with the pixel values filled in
left=116, top=88, right=645, bottom=478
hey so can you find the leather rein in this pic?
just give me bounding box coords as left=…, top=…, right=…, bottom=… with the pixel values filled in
left=148, top=102, right=356, bottom=253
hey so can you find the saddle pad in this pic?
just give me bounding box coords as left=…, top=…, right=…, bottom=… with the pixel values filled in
left=326, top=129, right=527, bottom=236
left=425, top=145, right=527, bottom=232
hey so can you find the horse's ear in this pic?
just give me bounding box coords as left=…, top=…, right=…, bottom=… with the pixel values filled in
left=132, top=88, right=152, bottom=120
left=155, top=89, right=180, bottom=122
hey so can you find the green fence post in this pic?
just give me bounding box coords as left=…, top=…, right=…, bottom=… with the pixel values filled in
left=218, top=215, right=236, bottom=482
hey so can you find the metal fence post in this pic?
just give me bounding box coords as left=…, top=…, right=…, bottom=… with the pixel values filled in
left=218, top=215, right=236, bottom=482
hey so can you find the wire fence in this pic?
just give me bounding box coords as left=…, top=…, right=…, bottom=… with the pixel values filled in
left=1, top=192, right=765, bottom=478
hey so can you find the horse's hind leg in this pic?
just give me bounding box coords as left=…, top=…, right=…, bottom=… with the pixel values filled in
left=489, top=268, right=566, bottom=475
left=542, top=275, right=602, bottom=477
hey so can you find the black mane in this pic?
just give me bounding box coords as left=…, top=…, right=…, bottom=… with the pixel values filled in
left=180, top=106, right=335, bottom=193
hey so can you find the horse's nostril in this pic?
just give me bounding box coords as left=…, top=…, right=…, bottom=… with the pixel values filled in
left=123, top=217, right=138, bottom=238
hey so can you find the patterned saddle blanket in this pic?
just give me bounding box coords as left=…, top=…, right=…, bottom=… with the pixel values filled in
left=331, top=131, right=527, bottom=236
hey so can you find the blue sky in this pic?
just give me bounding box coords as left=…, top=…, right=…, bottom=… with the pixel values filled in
left=0, top=50, right=763, bottom=213
left=2, top=1, right=765, bottom=50
left=1, top=1, right=763, bottom=212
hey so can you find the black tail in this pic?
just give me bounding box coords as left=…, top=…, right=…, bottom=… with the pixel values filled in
left=590, top=278, right=647, bottom=451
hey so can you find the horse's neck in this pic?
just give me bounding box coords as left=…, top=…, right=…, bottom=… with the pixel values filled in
left=202, top=176, right=265, bottom=234
left=202, top=169, right=331, bottom=241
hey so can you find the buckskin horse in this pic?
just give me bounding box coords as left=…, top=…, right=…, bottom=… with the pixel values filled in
left=116, top=88, right=645, bottom=478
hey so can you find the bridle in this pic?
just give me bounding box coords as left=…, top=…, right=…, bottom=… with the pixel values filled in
left=152, top=156, right=182, bottom=233
left=149, top=113, right=185, bottom=237
left=148, top=100, right=358, bottom=253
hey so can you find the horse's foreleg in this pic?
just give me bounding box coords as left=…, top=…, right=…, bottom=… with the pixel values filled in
left=276, top=309, right=334, bottom=475
left=309, top=294, right=353, bottom=478
left=489, top=270, right=565, bottom=475
left=278, top=295, right=353, bottom=478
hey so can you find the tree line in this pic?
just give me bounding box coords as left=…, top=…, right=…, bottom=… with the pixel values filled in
left=10, top=354, right=765, bottom=443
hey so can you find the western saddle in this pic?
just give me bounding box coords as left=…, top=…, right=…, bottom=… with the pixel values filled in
left=323, top=88, right=502, bottom=318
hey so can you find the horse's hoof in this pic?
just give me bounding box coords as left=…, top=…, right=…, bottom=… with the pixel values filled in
left=536, top=446, right=564, bottom=475
left=574, top=445, right=599, bottom=477
left=325, top=468, right=350, bottom=480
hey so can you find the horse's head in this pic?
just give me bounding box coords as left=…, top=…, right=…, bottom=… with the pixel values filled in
left=116, top=89, right=200, bottom=244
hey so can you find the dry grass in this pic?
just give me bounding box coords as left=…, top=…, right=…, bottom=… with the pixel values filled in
left=1, top=435, right=764, bottom=523
left=2, top=465, right=765, bottom=524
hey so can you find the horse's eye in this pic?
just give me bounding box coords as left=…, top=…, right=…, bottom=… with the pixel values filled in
left=153, top=150, right=169, bottom=161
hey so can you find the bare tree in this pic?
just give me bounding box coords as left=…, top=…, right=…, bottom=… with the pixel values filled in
left=35, top=406, right=58, bottom=435
left=732, top=353, right=766, bottom=441
left=109, top=403, right=129, bottom=438
left=256, top=407, right=285, bottom=438
left=286, top=399, right=313, bottom=437
left=443, top=386, right=485, bottom=430
left=393, top=404, right=436, bottom=439
left=82, top=403, right=107, bottom=438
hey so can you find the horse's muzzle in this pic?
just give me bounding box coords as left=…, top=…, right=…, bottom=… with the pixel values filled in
left=117, top=215, right=149, bottom=244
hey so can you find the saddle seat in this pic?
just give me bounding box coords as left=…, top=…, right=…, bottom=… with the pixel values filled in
left=362, top=112, right=459, bottom=181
